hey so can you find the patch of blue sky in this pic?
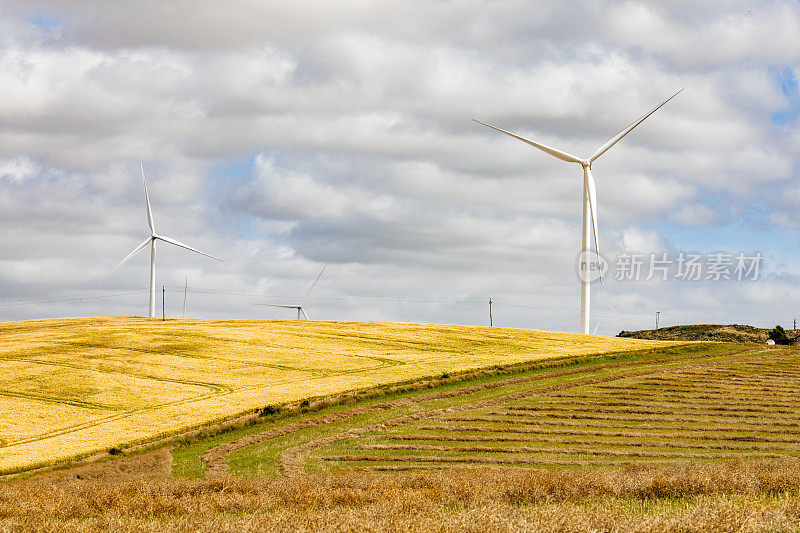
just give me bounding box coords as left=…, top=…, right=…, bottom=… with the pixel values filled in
left=207, top=152, right=303, bottom=244
left=229, top=217, right=264, bottom=242
left=209, top=153, right=258, bottom=188
left=771, top=67, right=799, bottom=125
left=654, top=213, right=797, bottom=261
left=30, top=13, right=61, bottom=30
left=648, top=221, right=800, bottom=280
left=659, top=222, right=788, bottom=250
left=207, top=154, right=261, bottom=240
left=29, top=11, right=65, bottom=39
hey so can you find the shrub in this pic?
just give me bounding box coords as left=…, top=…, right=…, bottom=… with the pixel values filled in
left=258, top=406, right=280, bottom=417
left=769, top=325, right=791, bottom=345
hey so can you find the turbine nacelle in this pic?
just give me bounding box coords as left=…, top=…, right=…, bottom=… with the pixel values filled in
left=259, top=304, right=310, bottom=320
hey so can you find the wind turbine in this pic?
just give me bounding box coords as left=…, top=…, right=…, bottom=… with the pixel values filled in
left=258, top=263, right=328, bottom=320
left=475, top=89, right=682, bottom=334
left=99, top=164, right=222, bottom=318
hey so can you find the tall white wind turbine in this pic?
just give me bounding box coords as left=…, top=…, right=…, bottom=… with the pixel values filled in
left=99, top=164, right=222, bottom=318
left=257, top=263, right=328, bottom=320
left=475, top=89, right=682, bottom=334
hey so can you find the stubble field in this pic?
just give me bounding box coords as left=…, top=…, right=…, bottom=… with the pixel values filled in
left=5, top=318, right=800, bottom=531
left=4, top=341, right=800, bottom=531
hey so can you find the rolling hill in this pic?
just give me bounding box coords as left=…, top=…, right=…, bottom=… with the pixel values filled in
left=617, top=324, right=777, bottom=344
left=0, top=317, right=671, bottom=473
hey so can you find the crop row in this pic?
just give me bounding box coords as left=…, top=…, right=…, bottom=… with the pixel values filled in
left=310, top=350, right=800, bottom=471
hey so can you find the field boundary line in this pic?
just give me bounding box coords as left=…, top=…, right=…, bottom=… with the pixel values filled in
left=353, top=442, right=786, bottom=459
left=376, top=434, right=798, bottom=451
left=314, top=454, right=677, bottom=467
left=419, top=423, right=800, bottom=439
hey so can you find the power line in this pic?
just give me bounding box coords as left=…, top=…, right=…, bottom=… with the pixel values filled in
left=0, top=289, right=148, bottom=306
left=0, top=285, right=662, bottom=331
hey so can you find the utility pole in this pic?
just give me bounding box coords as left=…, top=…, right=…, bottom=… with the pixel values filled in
left=489, top=298, right=493, bottom=327
left=794, top=318, right=796, bottom=332
left=655, top=311, right=660, bottom=330
left=183, top=277, right=188, bottom=319
left=162, top=285, right=165, bottom=321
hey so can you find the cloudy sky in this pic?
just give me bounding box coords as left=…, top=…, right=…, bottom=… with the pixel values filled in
left=1, top=0, right=798, bottom=334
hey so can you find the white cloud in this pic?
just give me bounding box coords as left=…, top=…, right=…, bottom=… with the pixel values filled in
left=603, top=1, right=800, bottom=68
left=0, top=156, right=39, bottom=181
left=671, top=203, right=724, bottom=226
left=617, top=227, right=668, bottom=254
left=233, top=154, right=353, bottom=220
left=603, top=174, right=695, bottom=223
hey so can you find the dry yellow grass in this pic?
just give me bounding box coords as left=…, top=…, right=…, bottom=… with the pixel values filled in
left=3, top=454, right=800, bottom=532
left=0, top=316, right=671, bottom=473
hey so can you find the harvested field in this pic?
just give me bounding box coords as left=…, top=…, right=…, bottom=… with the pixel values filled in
left=4, top=459, right=800, bottom=531
left=278, top=345, right=800, bottom=473
left=0, top=317, right=668, bottom=473
left=5, top=341, right=800, bottom=530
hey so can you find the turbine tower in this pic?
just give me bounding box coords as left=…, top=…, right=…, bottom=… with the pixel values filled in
left=257, top=263, right=328, bottom=320
left=99, top=164, right=222, bottom=317
left=475, top=89, right=682, bottom=334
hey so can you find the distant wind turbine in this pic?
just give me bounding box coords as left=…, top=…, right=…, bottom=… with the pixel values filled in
left=257, top=263, right=328, bottom=320
left=99, top=164, right=222, bottom=318
left=592, top=314, right=605, bottom=335
left=475, top=89, right=682, bottom=334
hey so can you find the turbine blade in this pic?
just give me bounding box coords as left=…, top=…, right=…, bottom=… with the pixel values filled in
left=473, top=119, right=583, bottom=164
left=586, top=168, right=601, bottom=283
left=97, top=236, right=152, bottom=282
left=300, top=308, right=310, bottom=320
left=592, top=314, right=604, bottom=335
left=141, top=163, right=155, bottom=235
left=590, top=89, right=683, bottom=163
left=156, top=235, right=223, bottom=261
left=300, top=262, right=327, bottom=307
left=253, top=303, right=301, bottom=309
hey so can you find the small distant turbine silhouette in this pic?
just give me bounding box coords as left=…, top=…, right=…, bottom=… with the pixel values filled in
left=257, top=263, right=328, bottom=320
left=475, top=89, right=682, bottom=334
left=99, top=164, right=222, bottom=318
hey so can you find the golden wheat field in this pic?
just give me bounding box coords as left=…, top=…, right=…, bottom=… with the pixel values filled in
left=0, top=317, right=670, bottom=473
